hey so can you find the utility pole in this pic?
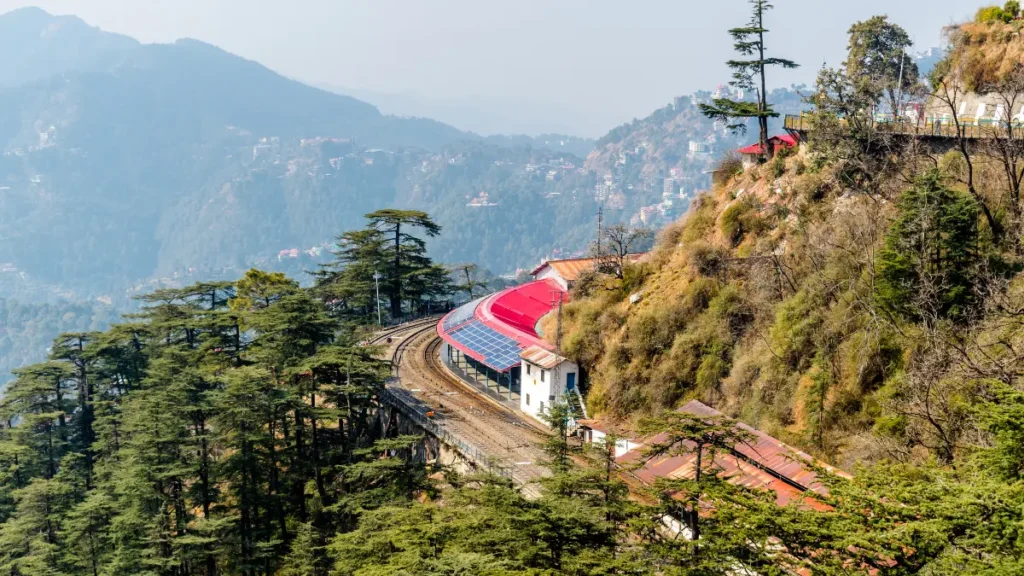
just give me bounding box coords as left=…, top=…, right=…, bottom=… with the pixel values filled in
left=557, top=296, right=564, bottom=351
left=373, top=271, right=382, bottom=325
left=896, top=48, right=905, bottom=120
left=549, top=290, right=565, bottom=351
left=596, top=206, right=604, bottom=258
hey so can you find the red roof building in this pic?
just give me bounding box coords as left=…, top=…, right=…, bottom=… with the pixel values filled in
left=611, top=401, right=849, bottom=511
left=737, top=133, right=799, bottom=157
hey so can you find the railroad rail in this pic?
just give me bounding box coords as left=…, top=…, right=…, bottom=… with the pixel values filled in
left=371, top=320, right=549, bottom=496
left=366, top=317, right=440, bottom=346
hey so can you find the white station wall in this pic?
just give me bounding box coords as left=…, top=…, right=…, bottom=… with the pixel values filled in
left=519, top=357, right=579, bottom=424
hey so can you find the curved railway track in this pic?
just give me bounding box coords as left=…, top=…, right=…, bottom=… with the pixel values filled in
left=367, top=317, right=440, bottom=346
left=372, top=319, right=550, bottom=492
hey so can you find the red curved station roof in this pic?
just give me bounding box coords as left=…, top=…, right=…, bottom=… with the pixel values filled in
left=437, top=279, right=568, bottom=373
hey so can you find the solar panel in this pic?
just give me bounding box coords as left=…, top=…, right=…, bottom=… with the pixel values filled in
left=442, top=296, right=487, bottom=332
left=449, top=320, right=521, bottom=372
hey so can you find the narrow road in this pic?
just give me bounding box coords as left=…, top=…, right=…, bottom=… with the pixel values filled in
left=372, top=320, right=550, bottom=496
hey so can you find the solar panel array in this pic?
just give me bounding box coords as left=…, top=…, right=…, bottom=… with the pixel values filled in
left=448, top=319, right=522, bottom=372
left=442, top=296, right=486, bottom=332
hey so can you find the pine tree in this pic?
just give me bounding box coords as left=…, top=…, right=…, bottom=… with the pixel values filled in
left=876, top=170, right=985, bottom=323
left=0, top=478, right=72, bottom=576
left=364, top=209, right=442, bottom=319
left=700, top=0, right=798, bottom=160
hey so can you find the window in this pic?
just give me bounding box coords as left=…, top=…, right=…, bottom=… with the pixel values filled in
left=541, top=370, right=546, bottom=382
left=548, top=395, right=555, bottom=402
left=526, top=363, right=531, bottom=375
left=526, top=393, right=530, bottom=406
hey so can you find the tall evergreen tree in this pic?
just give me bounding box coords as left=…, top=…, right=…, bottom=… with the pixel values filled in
left=876, top=170, right=986, bottom=323
left=315, top=210, right=450, bottom=322
left=700, top=0, right=798, bottom=160
left=365, top=209, right=442, bottom=319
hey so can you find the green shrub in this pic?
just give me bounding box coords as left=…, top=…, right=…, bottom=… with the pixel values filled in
left=770, top=144, right=793, bottom=179
left=770, top=290, right=823, bottom=371
left=708, top=284, right=753, bottom=336
left=976, top=5, right=1012, bottom=23
left=720, top=202, right=745, bottom=245
left=688, top=242, right=729, bottom=277
left=620, top=262, right=651, bottom=296
left=719, top=198, right=766, bottom=247
left=683, top=276, right=719, bottom=312
left=696, top=351, right=730, bottom=392
left=561, top=302, right=605, bottom=368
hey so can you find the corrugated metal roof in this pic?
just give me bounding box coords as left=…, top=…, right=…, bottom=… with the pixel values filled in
left=619, top=442, right=822, bottom=509
left=616, top=400, right=848, bottom=510
left=530, top=254, right=647, bottom=280
left=519, top=345, right=566, bottom=369
left=677, top=400, right=851, bottom=494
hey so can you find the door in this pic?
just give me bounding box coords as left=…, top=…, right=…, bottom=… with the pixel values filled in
left=566, top=372, right=576, bottom=391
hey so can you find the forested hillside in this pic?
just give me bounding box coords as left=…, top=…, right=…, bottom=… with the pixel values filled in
left=2, top=204, right=1022, bottom=575
left=0, top=7, right=802, bottom=383
left=0, top=299, right=116, bottom=387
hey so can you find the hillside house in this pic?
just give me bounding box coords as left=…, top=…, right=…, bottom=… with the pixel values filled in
left=577, top=421, right=643, bottom=457
left=531, top=255, right=644, bottom=291
left=737, top=134, right=798, bottom=168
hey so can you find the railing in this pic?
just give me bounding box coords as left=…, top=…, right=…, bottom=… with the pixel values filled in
left=379, top=382, right=513, bottom=478
left=784, top=114, right=1017, bottom=140
left=571, top=387, right=589, bottom=420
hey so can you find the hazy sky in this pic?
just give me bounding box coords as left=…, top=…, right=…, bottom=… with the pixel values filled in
left=0, top=0, right=992, bottom=136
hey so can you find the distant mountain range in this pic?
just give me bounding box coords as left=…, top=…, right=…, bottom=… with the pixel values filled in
left=326, top=84, right=596, bottom=140
left=0, top=7, right=804, bottom=310
left=0, top=6, right=941, bottom=387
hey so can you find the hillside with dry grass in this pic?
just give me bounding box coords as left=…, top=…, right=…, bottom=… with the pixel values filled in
left=943, top=17, right=1024, bottom=92
left=552, top=10, right=1024, bottom=470
left=551, top=149, right=904, bottom=467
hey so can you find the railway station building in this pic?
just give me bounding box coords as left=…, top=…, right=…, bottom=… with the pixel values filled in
left=518, top=345, right=579, bottom=422
left=436, top=276, right=579, bottom=424
left=437, top=255, right=650, bottom=424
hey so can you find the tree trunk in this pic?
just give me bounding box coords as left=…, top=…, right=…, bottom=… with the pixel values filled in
left=391, top=222, right=402, bottom=318
left=758, top=2, right=769, bottom=160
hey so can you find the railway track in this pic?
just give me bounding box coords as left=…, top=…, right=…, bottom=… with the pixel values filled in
left=371, top=319, right=550, bottom=494
left=366, top=317, right=440, bottom=346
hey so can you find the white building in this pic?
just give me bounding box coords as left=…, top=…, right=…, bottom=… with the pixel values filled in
left=531, top=254, right=648, bottom=291
left=519, top=345, right=580, bottom=424
left=530, top=257, right=599, bottom=291
left=578, top=424, right=643, bottom=458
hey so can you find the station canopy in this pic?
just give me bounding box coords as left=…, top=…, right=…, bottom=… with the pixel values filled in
left=445, top=319, right=523, bottom=372
left=438, top=279, right=567, bottom=373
